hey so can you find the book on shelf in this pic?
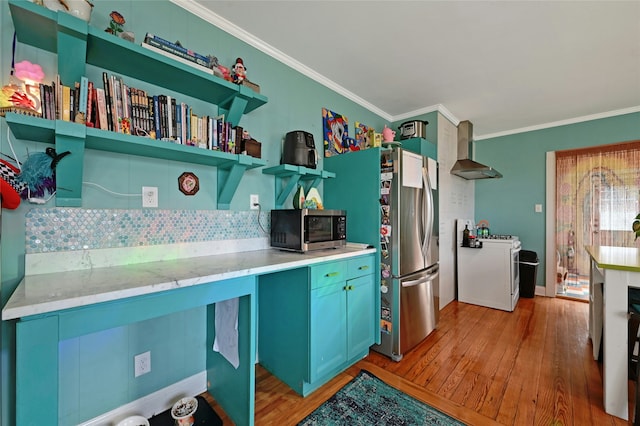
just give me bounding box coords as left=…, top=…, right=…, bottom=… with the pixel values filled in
left=111, top=75, right=123, bottom=133
left=55, top=75, right=62, bottom=120
left=79, top=76, right=89, bottom=115
left=62, top=85, right=71, bottom=121
left=86, top=81, right=94, bottom=127
left=143, top=38, right=209, bottom=68
left=152, top=95, right=162, bottom=139
left=102, top=72, right=113, bottom=131
left=141, top=42, right=214, bottom=76
left=144, top=33, right=210, bottom=65
left=129, top=87, right=138, bottom=133
left=170, top=96, right=177, bottom=141
left=71, top=83, right=77, bottom=122
left=147, top=95, right=155, bottom=137
left=122, top=83, right=130, bottom=122
left=95, top=88, right=108, bottom=130
left=207, top=116, right=214, bottom=150
left=38, top=83, right=46, bottom=118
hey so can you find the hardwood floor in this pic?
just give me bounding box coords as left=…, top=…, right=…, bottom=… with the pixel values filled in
left=204, top=296, right=632, bottom=425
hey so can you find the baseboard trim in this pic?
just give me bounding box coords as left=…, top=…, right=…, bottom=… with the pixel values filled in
left=78, top=371, right=207, bottom=425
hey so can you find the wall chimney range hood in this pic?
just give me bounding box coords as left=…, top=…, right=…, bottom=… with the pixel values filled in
left=450, top=120, right=502, bottom=180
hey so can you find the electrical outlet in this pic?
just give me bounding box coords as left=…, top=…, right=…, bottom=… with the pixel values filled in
left=142, top=186, right=158, bottom=208
left=134, top=351, right=151, bottom=377
left=250, top=194, right=259, bottom=210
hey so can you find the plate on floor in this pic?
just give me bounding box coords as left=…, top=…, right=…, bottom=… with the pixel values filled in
left=116, top=415, right=150, bottom=426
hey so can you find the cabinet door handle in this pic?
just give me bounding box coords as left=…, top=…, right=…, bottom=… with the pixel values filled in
left=358, top=265, right=369, bottom=271
left=325, top=272, right=340, bottom=278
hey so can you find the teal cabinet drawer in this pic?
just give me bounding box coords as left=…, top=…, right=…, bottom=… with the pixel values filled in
left=311, top=261, right=347, bottom=289
left=348, top=255, right=375, bottom=279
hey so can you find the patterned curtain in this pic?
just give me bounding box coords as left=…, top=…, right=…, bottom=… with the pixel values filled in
left=556, top=140, right=640, bottom=277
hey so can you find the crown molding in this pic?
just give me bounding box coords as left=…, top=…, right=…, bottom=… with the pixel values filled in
left=170, top=0, right=391, bottom=121
left=393, top=104, right=459, bottom=126
left=475, top=105, right=640, bottom=141
left=172, top=1, right=638, bottom=139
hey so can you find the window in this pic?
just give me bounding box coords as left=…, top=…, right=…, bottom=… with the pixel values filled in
left=599, top=186, right=639, bottom=231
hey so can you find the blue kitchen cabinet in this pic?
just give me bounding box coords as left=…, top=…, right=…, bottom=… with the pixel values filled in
left=347, top=272, right=376, bottom=357
left=258, top=253, right=375, bottom=396
left=324, top=148, right=382, bottom=346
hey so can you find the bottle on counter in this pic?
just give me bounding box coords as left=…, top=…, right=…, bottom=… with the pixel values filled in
left=462, top=225, right=470, bottom=247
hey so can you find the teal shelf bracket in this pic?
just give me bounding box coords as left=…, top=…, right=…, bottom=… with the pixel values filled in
left=225, top=95, right=249, bottom=127
left=299, top=169, right=336, bottom=194
left=218, top=85, right=260, bottom=126
left=263, top=165, right=335, bottom=209
left=274, top=173, right=302, bottom=209
left=217, top=155, right=254, bottom=209
left=54, top=121, right=86, bottom=207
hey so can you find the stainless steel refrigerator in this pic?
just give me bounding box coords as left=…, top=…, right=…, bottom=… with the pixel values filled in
left=372, top=147, right=439, bottom=361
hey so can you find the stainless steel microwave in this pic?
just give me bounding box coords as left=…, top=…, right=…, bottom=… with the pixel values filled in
left=270, top=209, right=347, bottom=252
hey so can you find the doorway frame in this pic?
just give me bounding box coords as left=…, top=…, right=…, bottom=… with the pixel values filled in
left=544, top=151, right=557, bottom=297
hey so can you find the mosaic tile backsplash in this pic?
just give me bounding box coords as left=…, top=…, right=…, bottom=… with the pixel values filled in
left=25, top=208, right=269, bottom=253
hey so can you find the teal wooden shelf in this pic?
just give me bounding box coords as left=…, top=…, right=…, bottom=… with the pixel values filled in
left=9, top=0, right=267, bottom=126
left=263, top=164, right=335, bottom=209
left=85, top=28, right=267, bottom=124
left=3, top=114, right=55, bottom=144
left=6, top=113, right=266, bottom=208
left=6, top=0, right=269, bottom=209
left=8, top=0, right=59, bottom=53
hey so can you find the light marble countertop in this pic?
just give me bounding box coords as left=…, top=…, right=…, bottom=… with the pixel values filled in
left=584, top=245, right=640, bottom=272
left=3, top=241, right=375, bottom=321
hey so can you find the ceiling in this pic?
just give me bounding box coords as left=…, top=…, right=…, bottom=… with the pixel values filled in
left=177, top=0, right=640, bottom=139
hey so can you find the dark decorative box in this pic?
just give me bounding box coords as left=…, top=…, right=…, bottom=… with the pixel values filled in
left=242, top=139, right=261, bottom=158
left=241, top=79, right=260, bottom=93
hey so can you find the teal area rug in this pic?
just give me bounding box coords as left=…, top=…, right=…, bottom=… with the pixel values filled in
left=298, top=370, right=466, bottom=425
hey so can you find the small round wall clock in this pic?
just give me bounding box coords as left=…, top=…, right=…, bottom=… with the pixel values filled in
left=178, top=172, right=199, bottom=196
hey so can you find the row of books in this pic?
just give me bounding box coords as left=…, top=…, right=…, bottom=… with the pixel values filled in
left=35, top=72, right=246, bottom=153
left=141, top=33, right=223, bottom=78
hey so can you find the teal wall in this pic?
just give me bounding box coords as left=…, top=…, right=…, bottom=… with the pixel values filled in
left=0, top=0, right=388, bottom=424
left=474, top=112, right=640, bottom=286
left=1, top=0, right=638, bottom=423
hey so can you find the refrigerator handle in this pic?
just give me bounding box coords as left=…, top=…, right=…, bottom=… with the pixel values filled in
left=421, top=165, right=434, bottom=259
left=402, top=267, right=440, bottom=288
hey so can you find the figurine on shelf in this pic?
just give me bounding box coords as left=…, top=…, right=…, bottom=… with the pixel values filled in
left=105, top=11, right=125, bottom=35
left=74, top=111, right=86, bottom=125
left=119, top=117, right=131, bottom=135
left=382, top=125, right=395, bottom=143
left=217, top=64, right=232, bottom=82
left=206, top=55, right=224, bottom=79
left=232, top=58, right=247, bottom=84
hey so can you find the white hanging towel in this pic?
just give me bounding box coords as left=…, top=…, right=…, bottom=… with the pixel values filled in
left=212, top=297, right=239, bottom=369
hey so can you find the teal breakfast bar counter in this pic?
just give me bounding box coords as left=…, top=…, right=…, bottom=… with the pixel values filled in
left=585, top=245, right=640, bottom=420
left=2, top=241, right=375, bottom=425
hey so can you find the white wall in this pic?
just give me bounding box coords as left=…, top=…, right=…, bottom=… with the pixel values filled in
left=436, top=114, right=474, bottom=308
